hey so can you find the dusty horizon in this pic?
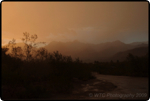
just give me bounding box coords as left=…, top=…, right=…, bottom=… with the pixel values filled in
left=2, top=39, right=148, bottom=47
left=2, top=2, right=148, bottom=46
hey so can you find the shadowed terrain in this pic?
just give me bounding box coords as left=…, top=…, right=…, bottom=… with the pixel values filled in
left=1, top=33, right=148, bottom=100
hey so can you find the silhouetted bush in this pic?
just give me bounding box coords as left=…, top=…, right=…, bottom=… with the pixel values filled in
left=2, top=36, right=95, bottom=100
left=92, top=53, right=148, bottom=77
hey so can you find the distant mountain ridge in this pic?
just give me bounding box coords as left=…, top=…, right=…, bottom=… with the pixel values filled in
left=129, top=41, right=148, bottom=46
left=2, top=40, right=148, bottom=62
left=44, top=40, right=148, bottom=62
left=110, top=46, right=148, bottom=61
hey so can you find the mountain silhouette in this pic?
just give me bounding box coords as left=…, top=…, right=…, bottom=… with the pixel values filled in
left=129, top=41, right=148, bottom=46
left=44, top=40, right=147, bottom=62
left=3, top=40, right=148, bottom=62
left=110, top=46, right=148, bottom=61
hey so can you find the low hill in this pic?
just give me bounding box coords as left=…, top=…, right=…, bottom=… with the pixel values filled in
left=110, top=46, right=148, bottom=62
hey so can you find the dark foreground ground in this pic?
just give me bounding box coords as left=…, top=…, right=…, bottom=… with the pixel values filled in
left=3, top=72, right=147, bottom=100
left=49, top=72, right=148, bottom=100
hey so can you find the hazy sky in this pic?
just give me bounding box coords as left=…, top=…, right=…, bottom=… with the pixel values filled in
left=2, top=2, right=148, bottom=45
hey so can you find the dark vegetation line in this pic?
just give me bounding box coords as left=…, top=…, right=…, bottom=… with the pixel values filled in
left=2, top=32, right=148, bottom=99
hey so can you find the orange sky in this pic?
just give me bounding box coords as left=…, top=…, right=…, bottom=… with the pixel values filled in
left=2, top=2, right=148, bottom=46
